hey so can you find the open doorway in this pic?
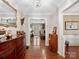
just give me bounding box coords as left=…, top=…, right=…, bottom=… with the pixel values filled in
left=40, top=24, right=45, bottom=46
left=30, top=23, right=45, bottom=46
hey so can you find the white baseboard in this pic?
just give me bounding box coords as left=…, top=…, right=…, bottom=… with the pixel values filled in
left=58, top=51, right=65, bottom=58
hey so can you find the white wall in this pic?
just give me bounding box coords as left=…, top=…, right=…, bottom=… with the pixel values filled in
left=22, top=16, right=30, bottom=46
left=64, top=35, right=79, bottom=46
left=57, top=11, right=65, bottom=57
left=48, top=14, right=57, bottom=33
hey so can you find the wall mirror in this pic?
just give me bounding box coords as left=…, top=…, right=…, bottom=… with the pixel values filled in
left=0, top=17, right=16, bottom=27
left=0, top=0, right=17, bottom=27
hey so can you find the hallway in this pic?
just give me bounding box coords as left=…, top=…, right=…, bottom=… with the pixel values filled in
left=0, top=0, right=79, bottom=59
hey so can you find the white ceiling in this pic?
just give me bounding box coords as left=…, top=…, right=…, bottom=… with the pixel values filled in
left=1, top=0, right=79, bottom=16
left=64, top=2, right=79, bottom=13
left=8, top=0, right=66, bottom=16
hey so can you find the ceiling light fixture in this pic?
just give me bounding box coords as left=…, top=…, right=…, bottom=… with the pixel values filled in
left=33, top=0, right=41, bottom=8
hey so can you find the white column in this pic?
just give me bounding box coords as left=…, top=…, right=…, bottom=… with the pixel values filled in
left=57, top=11, right=65, bottom=57
left=16, top=11, right=22, bottom=31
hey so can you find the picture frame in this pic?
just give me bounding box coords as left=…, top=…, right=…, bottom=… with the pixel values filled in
left=65, top=21, right=78, bottom=30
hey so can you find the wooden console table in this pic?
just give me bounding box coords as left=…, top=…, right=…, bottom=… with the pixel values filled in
left=0, top=32, right=26, bottom=59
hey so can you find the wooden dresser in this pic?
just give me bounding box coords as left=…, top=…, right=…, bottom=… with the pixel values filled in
left=0, top=32, right=26, bottom=59
left=49, top=27, right=58, bottom=53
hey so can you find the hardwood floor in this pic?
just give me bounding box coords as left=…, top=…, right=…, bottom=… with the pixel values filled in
left=24, top=46, right=64, bottom=59
left=24, top=46, right=79, bottom=59
left=25, top=38, right=79, bottom=59
left=30, top=37, right=45, bottom=46
left=24, top=39, right=64, bottom=59
left=65, top=46, right=79, bottom=59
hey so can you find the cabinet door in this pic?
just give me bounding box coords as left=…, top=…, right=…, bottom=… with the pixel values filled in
left=6, top=50, right=15, bottom=59
left=0, top=49, right=15, bottom=59
left=49, top=34, right=57, bottom=53
left=52, top=34, right=57, bottom=52
left=0, top=41, right=16, bottom=59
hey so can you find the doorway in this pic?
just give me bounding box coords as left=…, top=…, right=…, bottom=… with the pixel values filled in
left=30, top=23, right=45, bottom=46
left=28, top=18, right=48, bottom=46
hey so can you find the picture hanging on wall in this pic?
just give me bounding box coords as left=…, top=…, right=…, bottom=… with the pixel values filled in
left=65, top=21, right=78, bottom=30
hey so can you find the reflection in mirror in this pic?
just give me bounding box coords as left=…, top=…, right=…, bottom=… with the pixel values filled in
left=0, top=17, right=16, bottom=27
left=0, top=0, right=16, bottom=27
left=21, top=18, right=24, bottom=26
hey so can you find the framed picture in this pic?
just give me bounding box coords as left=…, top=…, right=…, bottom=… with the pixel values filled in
left=65, top=21, right=78, bottom=30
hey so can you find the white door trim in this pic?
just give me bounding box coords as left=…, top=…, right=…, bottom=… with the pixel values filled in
left=28, top=17, right=48, bottom=46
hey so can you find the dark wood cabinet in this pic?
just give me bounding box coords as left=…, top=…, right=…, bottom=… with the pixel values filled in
left=0, top=40, right=16, bottom=59
left=0, top=32, right=25, bottom=59
left=15, top=35, right=25, bottom=59
left=49, top=32, right=58, bottom=53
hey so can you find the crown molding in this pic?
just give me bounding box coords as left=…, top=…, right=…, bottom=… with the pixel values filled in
left=2, top=0, right=17, bottom=13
